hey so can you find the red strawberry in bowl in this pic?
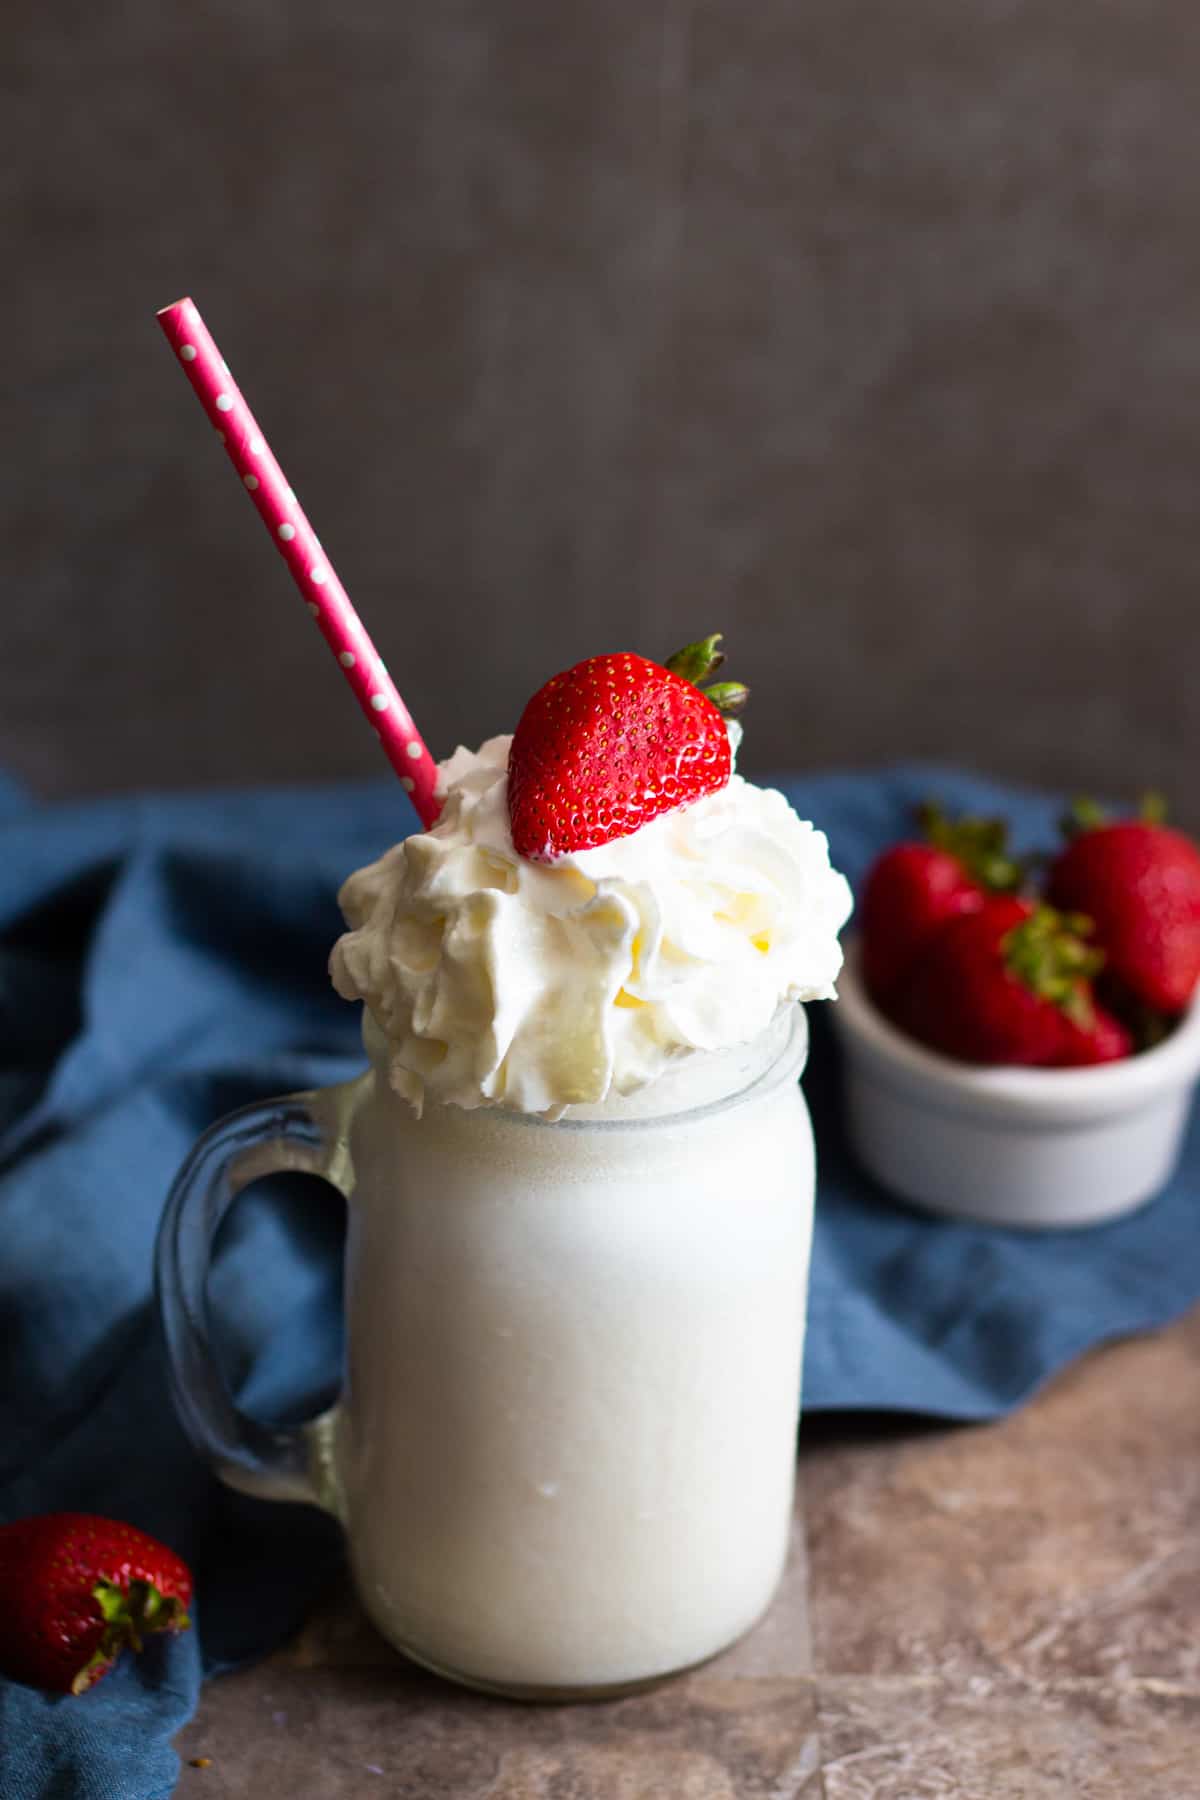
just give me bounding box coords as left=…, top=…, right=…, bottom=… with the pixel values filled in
left=1047, top=801, right=1200, bottom=1016
left=892, top=894, right=1131, bottom=1068
left=859, top=804, right=1024, bottom=1004
left=1051, top=1002, right=1135, bottom=1067
left=0, top=1513, right=192, bottom=1694
left=507, top=635, right=748, bottom=862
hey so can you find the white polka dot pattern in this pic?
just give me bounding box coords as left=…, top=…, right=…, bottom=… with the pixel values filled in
left=157, top=295, right=441, bottom=826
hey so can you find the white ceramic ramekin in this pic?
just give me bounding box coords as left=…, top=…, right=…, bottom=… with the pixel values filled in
left=828, top=939, right=1200, bottom=1229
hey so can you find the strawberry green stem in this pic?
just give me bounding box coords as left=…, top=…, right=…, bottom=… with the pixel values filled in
left=665, top=634, right=726, bottom=685
left=664, top=634, right=750, bottom=718
left=1060, top=797, right=1110, bottom=837
left=1062, top=791, right=1169, bottom=837
left=72, top=1580, right=192, bottom=1694
left=701, top=680, right=749, bottom=717
left=1001, top=907, right=1105, bottom=1027
left=917, top=801, right=1024, bottom=892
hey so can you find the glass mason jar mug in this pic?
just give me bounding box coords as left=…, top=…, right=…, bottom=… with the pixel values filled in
left=155, top=1005, right=816, bottom=1700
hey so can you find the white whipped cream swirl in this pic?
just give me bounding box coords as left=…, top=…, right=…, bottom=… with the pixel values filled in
left=330, top=734, right=852, bottom=1116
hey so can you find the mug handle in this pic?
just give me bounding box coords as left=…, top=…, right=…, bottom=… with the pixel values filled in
left=154, top=1081, right=363, bottom=1513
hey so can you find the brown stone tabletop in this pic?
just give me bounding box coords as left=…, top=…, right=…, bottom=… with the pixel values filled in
left=175, top=1304, right=1200, bottom=1797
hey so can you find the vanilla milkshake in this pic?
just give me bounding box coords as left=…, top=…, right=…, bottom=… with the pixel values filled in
left=157, top=643, right=853, bottom=1698
left=323, top=725, right=852, bottom=1694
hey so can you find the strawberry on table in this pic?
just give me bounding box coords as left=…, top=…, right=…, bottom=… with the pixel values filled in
left=0, top=1513, right=192, bottom=1695
left=892, top=894, right=1129, bottom=1068
left=859, top=804, right=1024, bottom=1004
left=507, top=634, right=748, bottom=862
left=1047, top=801, right=1200, bottom=1016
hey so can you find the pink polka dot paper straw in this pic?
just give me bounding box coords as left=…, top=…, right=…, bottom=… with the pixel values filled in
left=156, top=296, right=440, bottom=827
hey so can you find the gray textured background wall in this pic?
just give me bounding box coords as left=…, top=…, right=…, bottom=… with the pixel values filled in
left=7, top=2, right=1200, bottom=813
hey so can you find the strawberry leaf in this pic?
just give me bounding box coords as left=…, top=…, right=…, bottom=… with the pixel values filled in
left=917, top=801, right=1024, bottom=892
left=1060, top=796, right=1110, bottom=838
left=1001, top=906, right=1105, bottom=1021
left=664, top=634, right=726, bottom=686
left=701, top=680, right=750, bottom=717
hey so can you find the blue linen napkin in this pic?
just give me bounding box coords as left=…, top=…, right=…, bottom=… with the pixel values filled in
left=1, top=763, right=1197, bottom=1797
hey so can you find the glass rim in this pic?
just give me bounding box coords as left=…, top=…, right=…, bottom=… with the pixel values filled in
left=432, top=1004, right=811, bottom=1136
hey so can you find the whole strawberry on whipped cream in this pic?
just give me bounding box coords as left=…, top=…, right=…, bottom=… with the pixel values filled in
left=330, top=636, right=853, bottom=1115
